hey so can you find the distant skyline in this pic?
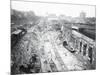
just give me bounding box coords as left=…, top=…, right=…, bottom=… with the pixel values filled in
left=11, top=0, right=96, bottom=17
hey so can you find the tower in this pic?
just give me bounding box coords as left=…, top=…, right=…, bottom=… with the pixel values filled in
left=80, top=12, right=86, bottom=19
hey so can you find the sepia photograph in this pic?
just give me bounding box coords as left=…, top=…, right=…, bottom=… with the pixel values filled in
left=11, top=0, right=96, bottom=74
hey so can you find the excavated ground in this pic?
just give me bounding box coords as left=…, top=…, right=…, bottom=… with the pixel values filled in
left=11, top=23, right=92, bottom=74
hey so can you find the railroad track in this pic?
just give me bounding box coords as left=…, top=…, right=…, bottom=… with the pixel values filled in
left=51, top=40, right=68, bottom=71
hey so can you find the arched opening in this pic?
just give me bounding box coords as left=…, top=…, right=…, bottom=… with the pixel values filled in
left=88, top=46, right=93, bottom=64
left=80, top=41, right=82, bottom=53
left=83, top=44, right=87, bottom=56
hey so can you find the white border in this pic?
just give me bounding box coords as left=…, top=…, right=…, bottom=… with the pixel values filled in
left=0, top=0, right=99, bottom=75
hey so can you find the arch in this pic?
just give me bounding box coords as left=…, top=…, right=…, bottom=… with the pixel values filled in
left=80, top=41, right=82, bottom=53
left=88, top=46, right=93, bottom=64
left=83, top=44, right=87, bottom=56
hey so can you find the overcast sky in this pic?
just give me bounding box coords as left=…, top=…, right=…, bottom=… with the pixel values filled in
left=11, top=0, right=96, bottom=17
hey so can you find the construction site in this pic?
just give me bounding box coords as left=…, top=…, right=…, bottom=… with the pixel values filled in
left=11, top=14, right=96, bottom=74
left=11, top=1, right=96, bottom=74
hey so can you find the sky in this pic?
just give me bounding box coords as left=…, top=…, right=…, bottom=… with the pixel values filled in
left=11, top=0, right=96, bottom=17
